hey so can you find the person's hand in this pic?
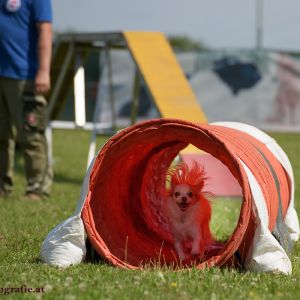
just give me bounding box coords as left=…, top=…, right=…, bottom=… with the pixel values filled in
left=35, top=69, right=51, bottom=94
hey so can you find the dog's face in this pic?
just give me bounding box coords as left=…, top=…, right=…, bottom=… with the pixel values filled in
left=172, top=183, right=196, bottom=211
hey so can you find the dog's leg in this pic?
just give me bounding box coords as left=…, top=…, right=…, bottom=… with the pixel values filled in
left=191, top=228, right=204, bottom=257
left=174, top=240, right=186, bottom=261
left=191, top=237, right=202, bottom=257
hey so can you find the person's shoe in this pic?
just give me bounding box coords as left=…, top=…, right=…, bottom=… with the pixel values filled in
left=23, top=192, right=43, bottom=201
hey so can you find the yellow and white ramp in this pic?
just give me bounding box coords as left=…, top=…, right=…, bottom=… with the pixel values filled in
left=124, top=32, right=241, bottom=195
left=123, top=32, right=207, bottom=124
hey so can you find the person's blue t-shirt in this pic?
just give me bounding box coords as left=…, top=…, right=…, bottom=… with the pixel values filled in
left=0, top=0, right=52, bottom=80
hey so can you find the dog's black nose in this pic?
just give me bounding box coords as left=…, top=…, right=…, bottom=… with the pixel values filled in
left=181, top=196, right=187, bottom=203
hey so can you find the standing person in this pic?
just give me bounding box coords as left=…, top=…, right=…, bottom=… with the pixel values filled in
left=0, top=0, right=53, bottom=200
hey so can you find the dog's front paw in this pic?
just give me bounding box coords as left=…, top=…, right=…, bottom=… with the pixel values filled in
left=175, top=242, right=187, bottom=261
left=178, top=253, right=187, bottom=261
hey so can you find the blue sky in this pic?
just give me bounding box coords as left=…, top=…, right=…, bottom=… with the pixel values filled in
left=52, top=0, right=300, bottom=51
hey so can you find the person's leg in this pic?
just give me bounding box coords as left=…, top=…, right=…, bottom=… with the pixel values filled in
left=19, top=81, right=52, bottom=197
left=0, top=77, right=24, bottom=196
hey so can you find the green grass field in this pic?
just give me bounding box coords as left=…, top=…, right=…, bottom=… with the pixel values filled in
left=0, top=129, right=299, bottom=300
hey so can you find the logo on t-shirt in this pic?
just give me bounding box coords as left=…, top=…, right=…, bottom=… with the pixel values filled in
left=6, top=0, right=21, bottom=12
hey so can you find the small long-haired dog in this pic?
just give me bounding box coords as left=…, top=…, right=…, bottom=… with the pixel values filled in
left=163, top=161, right=213, bottom=261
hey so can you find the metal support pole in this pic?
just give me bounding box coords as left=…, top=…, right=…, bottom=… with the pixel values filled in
left=86, top=50, right=108, bottom=168
left=46, top=42, right=74, bottom=189
left=130, top=70, right=140, bottom=125
left=47, top=42, right=74, bottom=120
left=105, top=47, right=117, bottom=131
left=256, top=0, right=263, bottom=50
left=74, top=53, right=86, bottom=127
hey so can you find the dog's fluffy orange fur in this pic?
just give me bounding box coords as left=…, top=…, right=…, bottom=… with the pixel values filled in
left=162, top=161, right=213, bottom=261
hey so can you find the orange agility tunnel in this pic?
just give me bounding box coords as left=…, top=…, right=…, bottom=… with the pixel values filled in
left=80, top=118, right=297, bottom=271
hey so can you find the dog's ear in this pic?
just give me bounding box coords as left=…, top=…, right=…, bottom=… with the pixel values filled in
left=187, top=161, right=207, bottom=191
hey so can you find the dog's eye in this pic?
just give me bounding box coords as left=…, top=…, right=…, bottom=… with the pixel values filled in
left=174, top=192, right=180, bottom=197
left=187, top=192, right=193, bottom=197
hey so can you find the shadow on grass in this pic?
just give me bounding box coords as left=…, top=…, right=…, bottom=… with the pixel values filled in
left=30, top=257, right=42, bottom=264
left=52, top=173, right=83, bottom=186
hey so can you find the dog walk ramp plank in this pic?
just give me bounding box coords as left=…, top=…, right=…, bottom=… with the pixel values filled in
left=123, top=32, right=242, bottom=195
left=123, top=31, right=207, bottom=124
